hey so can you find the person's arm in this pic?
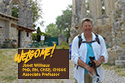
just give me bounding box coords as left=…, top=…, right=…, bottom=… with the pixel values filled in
left=94, top=56, right=104, bottom=66
left=71, top=36, right=96, bottom=75
left=99, top=35, right=108, bottom=63
left=71, top=36, right=79, bottom=65
left=94, top=35, right=108, bottom=66
left=78, top=58, right=96, bottom=75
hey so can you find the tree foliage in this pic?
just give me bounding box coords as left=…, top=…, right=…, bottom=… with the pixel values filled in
left=11, top=0, right=43, bottom=28
left=32, top=31, right=51, bottom=41
left=37, top=27, right=41, bottom=35
left=30, top=0, right=42, bottom=24
left=56, top=5, right=72, bottom=40
left=36, top=27, right=41, bottom=42
left=12, top=3, right=19, bottom=18
left=32, top=33, right=37, bottom=41
left=44, top=5, right=72, bottom=39
left=45, top=23, right=60, bottom=37
left=56, top=5, right=72, bottom=31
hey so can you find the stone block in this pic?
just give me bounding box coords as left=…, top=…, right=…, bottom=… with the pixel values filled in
left=58, top=34, right=67, bottom=45
left=107, top=49, right=117, bottom=64
left=115, top=60, right=125, bottom=66
left=116, top=49, right=124, bottom=56
left=118, top=0, right=125, bottom=2
left=118, top=55, right=125, bottom=60
left=122, top=35, right=125, bottom=44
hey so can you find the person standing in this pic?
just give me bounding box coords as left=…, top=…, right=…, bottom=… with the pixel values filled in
left=71, top=18, right=108, bottom=83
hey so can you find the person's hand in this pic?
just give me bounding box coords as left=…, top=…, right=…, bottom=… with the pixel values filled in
left=93, top=60, right=101, bottom=67
left=85, top=65, right=96, bottom=75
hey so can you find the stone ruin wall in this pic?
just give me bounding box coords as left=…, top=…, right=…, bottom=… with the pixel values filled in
left=112, top=0, right=125, bottom=47
left=0, top=0, right=33, bottom=29
left=20, top=31, right=32, bottom=48
left=69, top=0, right=125, bottom=48
left=0, top=0, right=33, bottom=48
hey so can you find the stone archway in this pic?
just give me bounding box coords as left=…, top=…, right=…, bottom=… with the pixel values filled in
left=9, top=0, right=22, bottom=7
left=9, top=0, right=22, bottom=16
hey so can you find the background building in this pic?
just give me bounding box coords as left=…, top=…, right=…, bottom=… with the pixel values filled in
left=0, top=0, right=35, bottom=48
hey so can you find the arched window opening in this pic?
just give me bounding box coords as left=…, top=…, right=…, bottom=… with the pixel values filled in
left=85, top=0, right=90, bottom=16
left=101, top=0, right=106, bottom=15
left=12, top=3, right=19, bottom=18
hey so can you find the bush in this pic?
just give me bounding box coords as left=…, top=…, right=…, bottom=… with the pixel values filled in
left=1, top=39, right=17, bottom=48
left=56, top=42, right=70, bottom=49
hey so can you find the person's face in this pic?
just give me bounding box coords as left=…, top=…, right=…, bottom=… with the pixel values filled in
left=81, top=21, right=93, bottom=34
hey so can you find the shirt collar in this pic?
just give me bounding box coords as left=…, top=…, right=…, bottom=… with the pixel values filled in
left=81, top=32, right=96, bottom=41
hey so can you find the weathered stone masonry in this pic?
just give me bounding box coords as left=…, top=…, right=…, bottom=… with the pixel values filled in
left=0, top=0, right=35, bottom=48
left=70, top=0, right=124, bottom=48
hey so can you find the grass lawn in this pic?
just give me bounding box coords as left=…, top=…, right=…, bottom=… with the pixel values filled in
left=0, top=49, right=18, bottom=82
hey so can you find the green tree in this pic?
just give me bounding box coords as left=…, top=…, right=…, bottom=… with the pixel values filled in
left=36, top=27, right=41, bottom=42
left=32, top=32, right=51, bottom=41
left=11, top=0, right=43, bottom=28
left=37, top=27, right=41, bottom=35
left=56, top=5, right=72, bottom=40
left=30, top=0, right=42, bottom=22
left=32, top=33, right=37, bottom=41
left=45, top=23, right=60, bottom=37
left=30, top=0, right=43, bottom=27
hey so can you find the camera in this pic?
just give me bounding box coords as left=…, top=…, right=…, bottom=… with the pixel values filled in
left=88, top=57, right=96, bottom=68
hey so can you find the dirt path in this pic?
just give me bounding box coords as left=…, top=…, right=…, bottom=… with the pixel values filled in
left=102, top=69, right=125, bottom=83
